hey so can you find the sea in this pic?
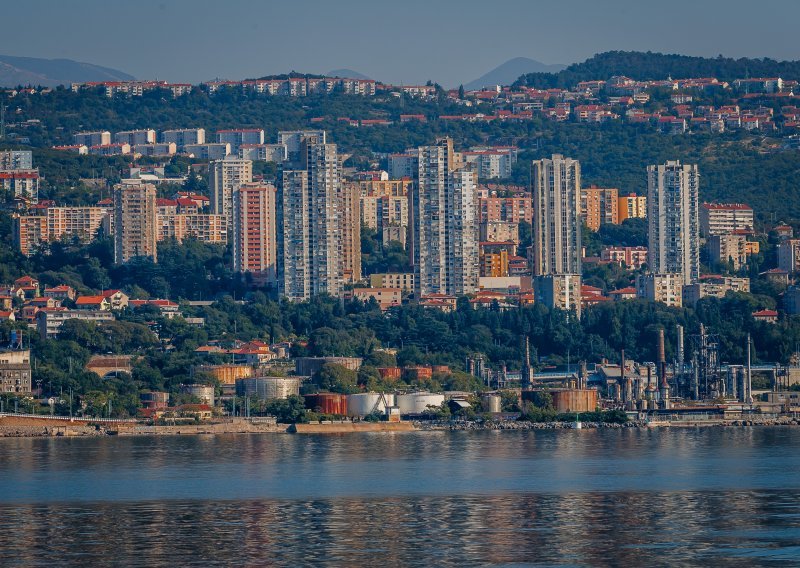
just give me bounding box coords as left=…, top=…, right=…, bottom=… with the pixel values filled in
left=1, top=427, right=799, bottom=566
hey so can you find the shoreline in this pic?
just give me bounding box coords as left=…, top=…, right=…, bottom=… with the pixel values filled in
left=1, top=415, right=799, bottom=438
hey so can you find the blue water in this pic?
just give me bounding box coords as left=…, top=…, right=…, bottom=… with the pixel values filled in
left=1, top=428, right=799, bottom=566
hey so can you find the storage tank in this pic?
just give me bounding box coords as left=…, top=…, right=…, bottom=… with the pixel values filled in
left=237, top=377, right=302, bottom=400
left=346, top=393, right=396, bottom=417
left=431, top=365, right=450, bottom=375
left=140, top=391, right=169, bottom=409
left=197, top=364, right=253, bottom=384
left=396, top=392, right=445, bottom=415
left=180, top=384, right=215, bottom=407
left=304, top=393, right=348, bottom=415
left=377, top=367, right=402, bottom=380
left=481, top=394, right=502, bottom=413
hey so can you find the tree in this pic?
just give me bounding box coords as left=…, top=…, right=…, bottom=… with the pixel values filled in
left=313, top=363, right=359, bottom=394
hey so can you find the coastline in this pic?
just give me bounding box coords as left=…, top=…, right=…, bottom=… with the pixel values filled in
left=2, top=414, right=800, bottom=438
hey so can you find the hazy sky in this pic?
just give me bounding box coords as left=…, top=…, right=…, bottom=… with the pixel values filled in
left=4, top=0, right=800, bottom=87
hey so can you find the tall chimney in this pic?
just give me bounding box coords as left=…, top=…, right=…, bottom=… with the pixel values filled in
left=658, top=328, right=668, bottom=387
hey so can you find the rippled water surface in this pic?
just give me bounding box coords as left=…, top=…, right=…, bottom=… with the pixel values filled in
left=2, top=428, right=799, bottom=566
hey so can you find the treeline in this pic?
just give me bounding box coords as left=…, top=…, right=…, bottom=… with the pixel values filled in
left=514, top=50, right=800, bottom=89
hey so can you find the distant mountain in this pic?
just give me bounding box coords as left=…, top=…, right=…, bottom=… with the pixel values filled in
left=0, top=55, right=135, bottom=88
left=513, top=50, right=800, bottom=89
left=326, top=68, right=372, bottom=80
left=463, top=57, right=566, bottom=90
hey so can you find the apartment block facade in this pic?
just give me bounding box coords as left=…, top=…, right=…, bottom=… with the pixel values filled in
left=411, top=138, right=479, bottom=297
left=113, top=183, right=158, bottom=264
left=233, top=183, right=278, bottom=284
left=210, top=157, right=253, bottom=217
left=646, top=161, right=700, bottom=285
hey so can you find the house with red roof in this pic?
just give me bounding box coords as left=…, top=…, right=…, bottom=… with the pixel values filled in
left=752, top=309, right=778, bottom=324
left=75, top=296, right=111, bottom=311
left=43, top=285, right=76, bottom=301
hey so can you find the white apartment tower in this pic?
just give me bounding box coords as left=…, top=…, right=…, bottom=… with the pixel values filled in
left=531, top=154, right=582, bottom=314
left=531, top=154, right=582, bottom=276
left=210, top=157, right=253, bottom=218
left=647, top=161, right=700, bottom=285
left=278, top=133, right=358, bottom=300
left=411, top=138, right=479, bottom=297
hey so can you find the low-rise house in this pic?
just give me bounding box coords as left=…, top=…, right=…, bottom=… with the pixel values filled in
left=75, top=295, right=111, bottom=311
left=752, top=309, right=778, bottom=324
left=13, top=276, right=39, bottom=298
left=43, top=285, right=76, bottom=301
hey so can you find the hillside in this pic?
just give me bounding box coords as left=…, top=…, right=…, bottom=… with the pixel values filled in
left=464, top=57, right=565, bottom=90
left=0, top=54, right=135, bottom=87
left=326, top=68, right=372, bottom=80
left=514, top=50, right=800, bottom=89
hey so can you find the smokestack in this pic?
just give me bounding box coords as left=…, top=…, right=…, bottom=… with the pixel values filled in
left=658, top=328, right=668, bottom=387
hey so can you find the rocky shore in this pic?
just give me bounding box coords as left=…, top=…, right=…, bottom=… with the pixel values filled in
left=413, top=416, right=800, bottom=431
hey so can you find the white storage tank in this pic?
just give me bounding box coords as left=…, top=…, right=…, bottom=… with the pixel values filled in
left=180, top=384, right=215, bottom=407
left=346, top=393, right=396, bottom=417
left=481, top=394, right=502, bottom=413
left=396, top=392, right=445, bottom=415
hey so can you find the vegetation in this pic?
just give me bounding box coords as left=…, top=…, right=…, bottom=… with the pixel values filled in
left=514, top=50, right=800, bottom=88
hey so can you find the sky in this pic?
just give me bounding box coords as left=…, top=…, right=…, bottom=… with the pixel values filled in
left=3, top=0, right=800, bottom=87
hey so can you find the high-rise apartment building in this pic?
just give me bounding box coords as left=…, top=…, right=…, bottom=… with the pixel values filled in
left=646, top=161, right=700, bottom=285
left=233, top=183, right=278, bottom=285
left=618, top=193, right=647, bottom=221
left=581, top=186, right=619, bottom=231
left=532, top=155, right=582, bottom=276
left=531, top=154, right=582, bottom=313
left=0, top=150, right=33, bottom=170
left=411, top=138, right=479, bottom=297
left=279, top=133, right=358, bottom=300
left=113, top=183, right=158, bottom=264
left=210, top=157, right=252, bottom=217
left=699, top=203, right=754, bottom=236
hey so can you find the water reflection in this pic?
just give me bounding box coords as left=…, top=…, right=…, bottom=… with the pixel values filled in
left=1, top=429, right=799, bottom=565
left=3, top=491, right=799, bottom=566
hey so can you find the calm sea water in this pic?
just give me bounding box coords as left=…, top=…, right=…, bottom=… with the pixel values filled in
left=2, top=428, right=799, bottom=566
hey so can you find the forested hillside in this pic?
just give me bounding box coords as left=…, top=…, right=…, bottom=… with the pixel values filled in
left=6, top=87, right=800, bottom=221
left=514, top=50, right=800, bottom=89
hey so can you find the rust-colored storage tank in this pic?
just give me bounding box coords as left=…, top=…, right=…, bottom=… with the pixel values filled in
left=551, top=389, right=598, bottom=413
left=378, top=367, right=402, bottom=380
left=403, top=366, right=433, bottom=381
left=431, top=365, right=450, bottom=375
left=304, top=393, right=348, bottom=415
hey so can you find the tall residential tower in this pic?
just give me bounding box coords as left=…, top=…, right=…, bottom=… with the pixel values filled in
left=646, top=160, right=700, bottom=284
left=411, top=137, right=479, bottom=297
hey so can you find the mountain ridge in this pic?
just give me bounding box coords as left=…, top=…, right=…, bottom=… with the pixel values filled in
left=0, top=55, right=135, bottom=88
left=463, top=57, right=566, bottom=90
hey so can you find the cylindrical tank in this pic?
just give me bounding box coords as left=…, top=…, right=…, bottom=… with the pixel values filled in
left=180, top=384, right=215, bottom=406
left=481, top=394, right=502, bottom=413
left=396, top=392, right=445, bottom=415
left=378, top=367, right=402, bottom=380
left=140, top=391, right=169, bottom=409
left=346, top=393, right=396, bottom=417
left=403, top=366, right=433, bottom=381
left=198, top=364, right=253, bottom=384
left=304, top=393, right=348, bottom=415
left=237, top=377, right=301, bottom=400
left=431, top=365, right=450, bottom=375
